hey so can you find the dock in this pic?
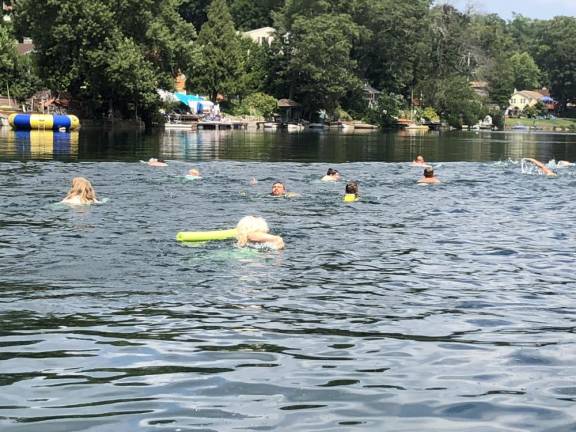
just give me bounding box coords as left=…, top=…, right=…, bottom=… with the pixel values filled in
left=198, top=121, right=248, bottom=130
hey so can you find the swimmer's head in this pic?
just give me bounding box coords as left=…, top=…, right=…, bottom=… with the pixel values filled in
left=236, top=216, right=270, bottom=246
left=271, top=181, right=286, bottom=196
left=326, top=168, right=341, bottom=179
left=66, top=177, right=97, bottom=204
left=415, top=155, right=425, bottom=163
left=345, top=181, right=358, bottom=195
left=424, top=167, right=434, bottom=178
left=188, top=168, right=200, bottom=177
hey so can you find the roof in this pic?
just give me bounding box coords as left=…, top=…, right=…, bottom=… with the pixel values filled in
left=513, top=90, right=544, bottom=100
left=16, top=42, right=34, bottom=55
left=243, top=27, right=275, bottom=36
left=363, top=82, right=380, bottom=94
left=277, top=98, right=300, bottom=108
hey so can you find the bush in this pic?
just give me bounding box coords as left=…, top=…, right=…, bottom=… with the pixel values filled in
left=233, top=92, right=277, bottom=118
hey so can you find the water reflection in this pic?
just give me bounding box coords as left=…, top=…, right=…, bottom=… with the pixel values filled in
left=0, top=128, right=79, bottom=160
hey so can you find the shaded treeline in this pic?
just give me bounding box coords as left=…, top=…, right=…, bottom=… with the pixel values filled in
left=2, top=0, right=575, bottom=126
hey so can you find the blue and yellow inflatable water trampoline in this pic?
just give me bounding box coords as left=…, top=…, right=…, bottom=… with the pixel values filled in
left=8, top=113, right=80, bottom=131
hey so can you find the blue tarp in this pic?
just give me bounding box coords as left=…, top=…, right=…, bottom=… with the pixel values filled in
left=540, top=96, right=555, bottom=103
left=174, top=93, right=204, bottom=106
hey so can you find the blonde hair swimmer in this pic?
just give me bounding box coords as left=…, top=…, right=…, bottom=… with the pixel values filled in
left=235, top=216, right=284, bottom=250
left=147, top=158, right=167, bottom=167
left=61, top=177, right=99, bottom=205
left=185, top=168, right=201, bottom=179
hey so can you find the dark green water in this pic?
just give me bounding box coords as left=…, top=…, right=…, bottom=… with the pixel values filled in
left=0, top=128, right=575, bottom=431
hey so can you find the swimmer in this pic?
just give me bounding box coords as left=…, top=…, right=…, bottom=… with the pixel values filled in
left=61, top=177, right=99, bottom=205
left=343, top=181, right=359, bottom=202
left=235, top=216, right=285, bottom=250
left=557, top=160, right=574, bottom=168
left=321, top=168, right=341, bottom=182
left=271, top=181, right=299, bottom=197
left=148, top=158, right=167, bottom=167
left=412, top=154, right=430, bottom=167
left=523, top=158, right=556, bottom=176
left=185, top=168, right=201, bottom=179
left=249, top=177, right=258, bottom=186
left=418, top=167, right=441, bottom=184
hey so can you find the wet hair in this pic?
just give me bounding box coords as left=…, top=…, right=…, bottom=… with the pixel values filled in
left=64, top=177, right=97, bottom=204
left=415, top=154, right=424, bottom=162
left=326, top=168, right=339, bottom=176
left=236, top=216, right=269, bottom=247
left=345, top=181, right=358, bottom=195
left=424, top=167, right=434, bottom=178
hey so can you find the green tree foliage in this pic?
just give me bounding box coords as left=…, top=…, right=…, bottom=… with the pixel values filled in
left=193, top=0, right=243, bottom=101
left=291, top=13, right=359, bottom=115
left=0, top=25, right=39, bottom=101
left=532, top=16, right=576, bottom=110
left=352, top=0, right=431, bottom=94
left=13, top=0, right=196, bottom=123
left=418, top=76, right=484, bottom=127
left=229, top=0, right=283, bottom=30
left=364, top=92, right=404, bottom=127
left=178, top=0, right=211, bottom=33
left=510, top=52, right=541, bottom=90
left=487, top=56, right=515, bottom=108
left=233, top=91, right=277, bottom=117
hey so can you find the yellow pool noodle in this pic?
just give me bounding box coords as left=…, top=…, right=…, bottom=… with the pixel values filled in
left=176, top=228, right=238, bottom=242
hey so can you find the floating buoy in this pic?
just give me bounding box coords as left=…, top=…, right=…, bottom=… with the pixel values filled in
left=8, top=113, right=80, bottom=131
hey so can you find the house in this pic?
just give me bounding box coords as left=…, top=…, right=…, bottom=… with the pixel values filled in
left=17, top=37, right=34, bottom=55
left=363, top=82, right=380, bottom=108
left=242, top=27, right=275, bottom=46
left=470, top=80, right=489, bottom=98
left=508, top=88, right=555, bottom=116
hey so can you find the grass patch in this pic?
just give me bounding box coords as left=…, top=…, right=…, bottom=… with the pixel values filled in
left=505, top=117, right=576, bottom=130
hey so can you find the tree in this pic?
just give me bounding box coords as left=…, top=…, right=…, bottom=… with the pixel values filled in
left=510, top=52, right=541, bottom=90
left=487, top=56, right=515, bottom=108
left=193, top=0, right=243, bottom=101
left=532, top=16, right=576, bottom=111
left=418, top=76, right=485, bottom=127
left=13, top=0, right=196, bottom=124
left=229, top=0, right=283, bottom=30
left=270, top=13, right=360, bottom=117
left=0, top=23, right=39, bottom=101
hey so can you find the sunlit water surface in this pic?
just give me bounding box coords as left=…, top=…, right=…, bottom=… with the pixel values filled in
left=0, top=128, right=575, bottom=431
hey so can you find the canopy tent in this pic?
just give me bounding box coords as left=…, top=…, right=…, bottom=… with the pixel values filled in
left=539, top=96, right=555, bottom=103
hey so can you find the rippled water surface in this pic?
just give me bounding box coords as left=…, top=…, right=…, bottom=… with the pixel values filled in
left=1, top=128, right=576, bottom=431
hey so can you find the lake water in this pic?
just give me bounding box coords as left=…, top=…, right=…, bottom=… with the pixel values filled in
left=1, top=127, right=576, bottom=431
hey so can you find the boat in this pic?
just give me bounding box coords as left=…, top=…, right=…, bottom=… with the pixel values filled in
left=263, top=122, right=279, bottom=129
left=165, top=121, right=197, bottom=130
left=405, top=123, right=429, bottom=131
left=286, top=123, right=304, bottom=132
left=308, top=123, right=325, bottom=129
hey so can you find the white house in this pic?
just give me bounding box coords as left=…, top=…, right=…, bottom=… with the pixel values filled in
left=242, top=27, right=275, bottom=46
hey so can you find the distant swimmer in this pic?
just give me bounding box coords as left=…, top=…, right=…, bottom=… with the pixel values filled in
left=61, top=177, right=99, bottom=205
left=321, top=168, right=341, bottom=182
left=249, top=177, right=258, bottom=186
left=271, top=181, right=299, bottom=197
left=343, top=180, right=359, bottom=202
left=418, top=167, right=441, bottom=184
left=412, top=154, right=430, bottom=167
left=185, top=168, right=201, bottom=179
left=522, top=158, right=556, bottom=176
left=147, top=158, right=167, bottom=167
left=236, top=216, right=284, bottom=250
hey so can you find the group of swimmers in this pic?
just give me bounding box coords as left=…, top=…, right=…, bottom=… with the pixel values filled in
left=60, top=154, right=569, bottom=251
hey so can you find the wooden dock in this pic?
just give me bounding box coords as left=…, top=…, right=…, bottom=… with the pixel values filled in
left=198, top=121, right=248, bottom=130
